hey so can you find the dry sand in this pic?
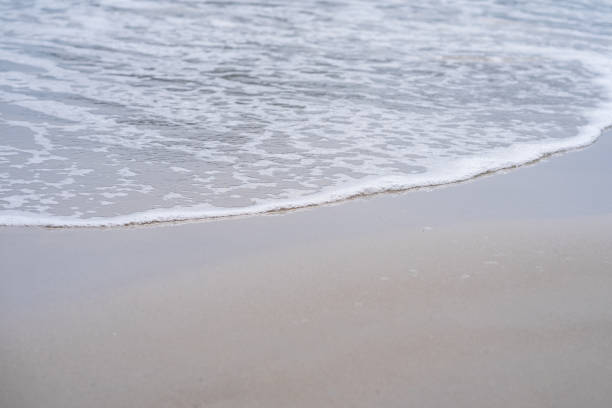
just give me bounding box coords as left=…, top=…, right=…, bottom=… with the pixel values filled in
left=1, top=134, right=612, bottom=408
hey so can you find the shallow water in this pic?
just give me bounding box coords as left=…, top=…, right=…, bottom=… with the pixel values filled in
left=1, top=0, right=611, bottom=226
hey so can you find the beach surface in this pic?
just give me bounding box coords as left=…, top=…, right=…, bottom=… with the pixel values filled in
left=1, top=133, right=612, bottom=408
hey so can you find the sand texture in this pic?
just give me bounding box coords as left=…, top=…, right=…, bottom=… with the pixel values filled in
left=1, top=135, right=612, bottom=407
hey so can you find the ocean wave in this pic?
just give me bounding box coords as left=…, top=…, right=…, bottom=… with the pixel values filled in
left=1, top=0, right=611, bottom=227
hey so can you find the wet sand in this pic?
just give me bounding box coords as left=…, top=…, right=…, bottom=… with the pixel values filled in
left=1, top=134, right=612, bottom=408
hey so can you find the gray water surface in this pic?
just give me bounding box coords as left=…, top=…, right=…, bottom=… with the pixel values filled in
left=1, top=0, right=612, bottom=226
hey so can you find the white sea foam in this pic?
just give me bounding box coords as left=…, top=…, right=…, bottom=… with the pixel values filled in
left=2, top=102, right=611, bottom=228
left=1, top=0, right=611, bottom=227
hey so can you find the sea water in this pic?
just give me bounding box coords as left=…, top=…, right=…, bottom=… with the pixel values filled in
left=1, top=0, right=611, bottom=226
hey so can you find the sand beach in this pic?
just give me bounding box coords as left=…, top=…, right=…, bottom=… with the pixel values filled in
left=1, top=133, right=611, bottom=407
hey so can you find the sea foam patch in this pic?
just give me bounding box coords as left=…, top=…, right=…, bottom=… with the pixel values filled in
left=0, top=0, right=611, bottom=227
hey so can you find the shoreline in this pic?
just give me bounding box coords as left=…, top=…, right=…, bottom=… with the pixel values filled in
left=2, top=125, right=611, bottom=228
